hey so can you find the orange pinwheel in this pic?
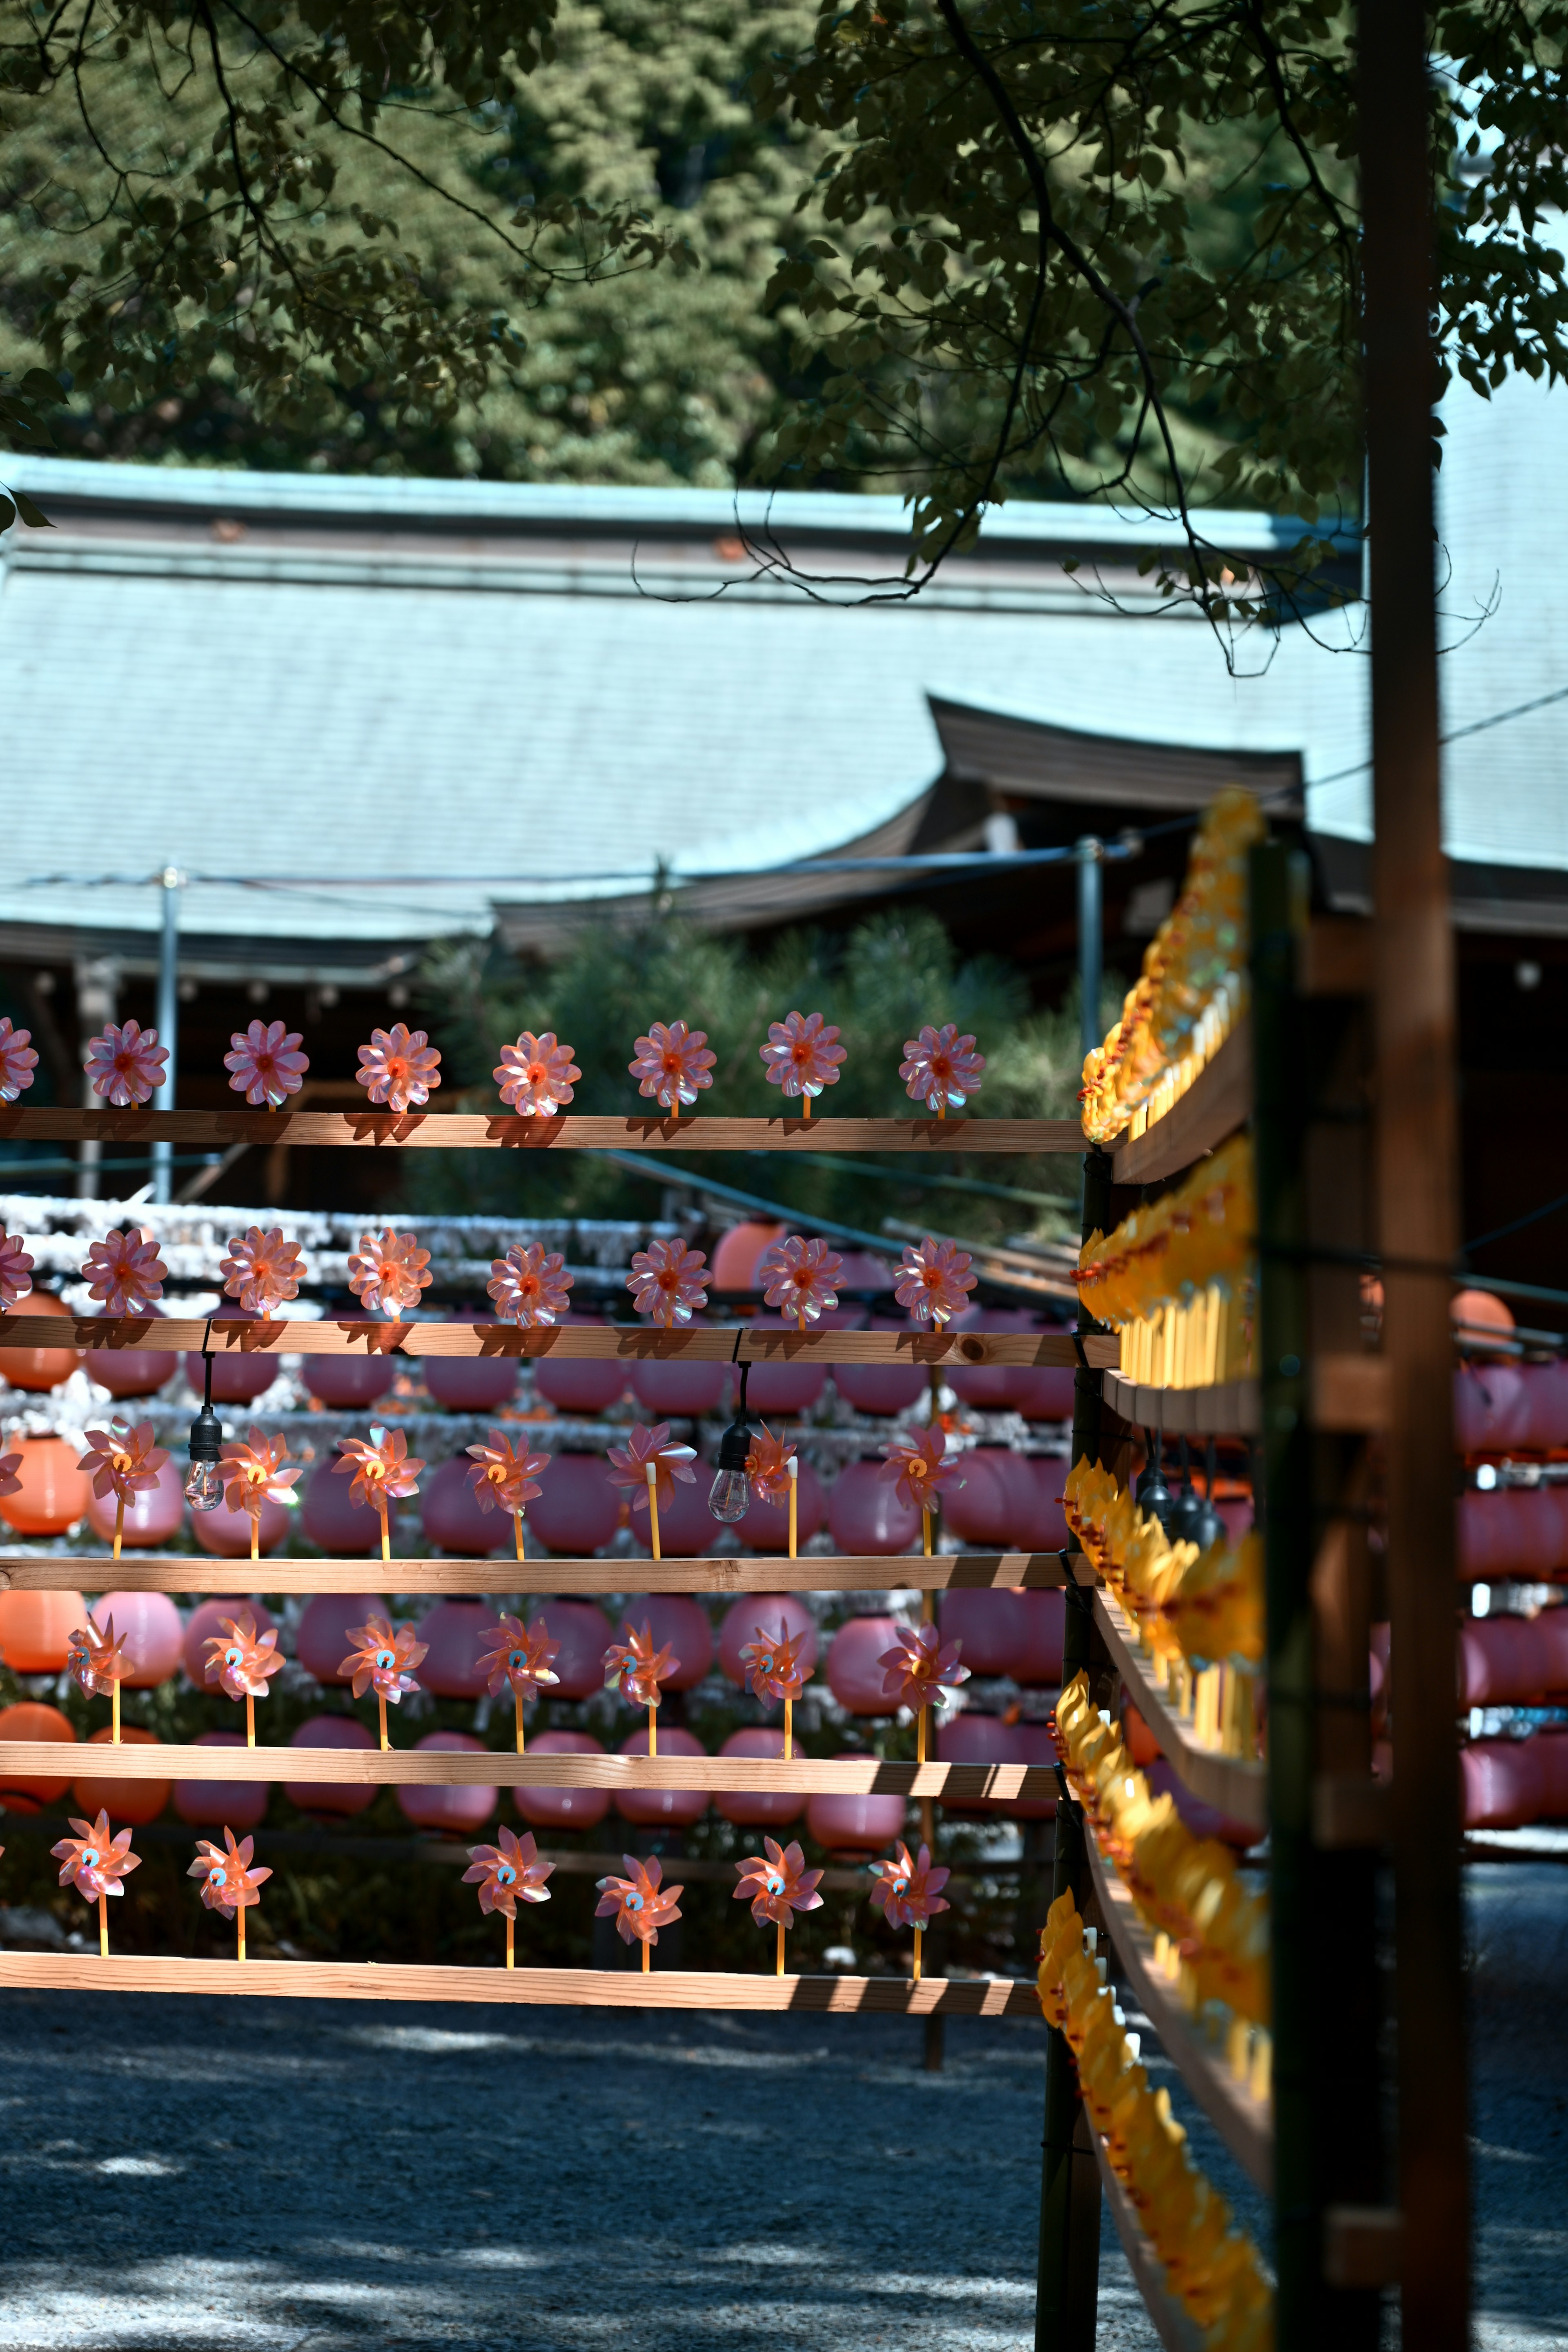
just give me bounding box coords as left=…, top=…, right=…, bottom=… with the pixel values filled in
left=65, top=1614, right=130, bottom=1700
left=733, top=1836, right=824, bottom=1927
left=347, top=1227, right=432, bottom=1318
left=220, top=1226, right=305, bottom=1313
left=603, top=1621, right=678, bottom=1711
left=737, top=1619, right=812, bottom=1705
left=595, top=1855, right=683, bottom=1956
left=355, top=1023, right=441, bottom=1113
left=52, top=1810, right=140, bottom=1901
left=893, top=1236, right=977, bottom=1326
left=189, top=1827, right=270, bottom=1959
left=339, top=1614, right=427, bottom=1705
left=464, top=1825, right=555, bottom=1969
left=868, top=1839, right=951, bottom=1931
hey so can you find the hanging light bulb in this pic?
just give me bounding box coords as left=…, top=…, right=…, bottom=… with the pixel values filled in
left=184, top=1347, right=225, bottom=1512
left=708, top=1361, right=755, bottom=1522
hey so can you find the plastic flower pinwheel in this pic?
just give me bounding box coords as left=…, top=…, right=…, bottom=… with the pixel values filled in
left=595, top=1855, right=683, bottom=1967
left=334, top=1431, right=424, bottom=1561
left=869, top=1840, right=951, bottom=1972
left=52, top=1810, right=140, bottom=1953
left=464, top=1827, right=555, bottom=1966
left=355, top=1023, right=442, bottom=1114
left=339, top=1613, right=429, bottom=1746
left=0, top=1450, right=20, bottom=1498
left=488, top=1240, right=573, bottom=1327
left=78, top=1419, right=170, bottom=1559
left=0, top=1016, right=38, bottom=1102
left=84, top=1018, right=168, bottom=1107
left=189, top=1827, right=271, bottom=1959
left=201, top=1605, right=284, bottom=1742
left=878, top=1623, right=970, bottom=1751
left=466, top=1432, right=550, bottom=1556
left=477, top=1613, right=561, bottom=1722
left=733, top=1838, right=824, bottom=1972
left=880, top=1427, right=961, bottom=1518
left=220, top=1225, right=305, bottom=1314
left=626, top=1236, right=709, bottom=1328
left=744, top=1424, right=795, bottom=1508
left=737, top=1619, right=812, bottom=1708
left=900, top=1024, right=985, bottom=1117
left=606, top=1421, right=697, bottom=1561
left=66, top=1614, right=130, bottom=1704
left=347, top=1227, right=432, bottom=1318
left=758, top=1234, right=844, bottom=1329
left=628, top=1020, right=716, bottom=1111
left=224, top=1019, right=309, bottom=1109
left=0, top=1230, right=33, bottom=1310
left=81, top=1227, right=167, bottom=1317
left=603, top=1621, right=679, bottom=1712
left=219, top=1429, right=301, bottom=1561
left=893, top=1236, right=978, bottom=1327
left=759, top=1010, right=846, bottom=1111
left=494, top=1029, right=580, bottom=1116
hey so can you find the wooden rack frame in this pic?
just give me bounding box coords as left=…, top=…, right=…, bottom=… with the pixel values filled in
left=0, top=1552, right=1076, bottom=1595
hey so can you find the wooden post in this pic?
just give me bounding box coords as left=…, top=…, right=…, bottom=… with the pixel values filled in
left=1359, top=2, right=1469, bottom=2342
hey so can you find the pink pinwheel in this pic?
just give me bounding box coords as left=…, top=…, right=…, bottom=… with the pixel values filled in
left=494, top=1030, right=580, bottom=1116
left=738, top=1618, right=812, bottom=1705
left=220, top=1225, right=304, bottom=1314
left=595, top=1855, right=683, bottom=1962
left=878, top=1619, right=970, bottom=1715
left=334, top=1430, right=425, bottom=1563
left=0, top=1230, right=34, bottom=1311
left=745, top=1424, right=795, bottom=1507
left=347, top=1227, right=432, bottom=1318
left=733, top=1837, right=823, bottom=1933
left=78, top=1420, right=169, bottom=1523
left=868, top=1839, right=951, bottom=1932
left=603, top=1620, right=679, bottom=1711
left=477, top=1613, right=561, bottom=1703
left=880, top=1426, right=960, bottom=1515
left=84, top=1018, right=167, bottom=1107
left=893, top=1235, right=977, bottom=1326
left=487, top=1241, right=573, bottom=1327
left=466, top=1432, right=549, bottom=1515
left=189, top=1826, right=270, bottom=1959
left=218, top=1429, right=300, bottom=1565
left=201, top=1606, right=284, bottom=1742
left=465, top=1827, right=555, bottom=1962
left=626, top=1236, right=708, bottom=1327
left=224, top=1019, right=309, bottom=1108
left=66, top=1614, right=130, bottom=1701
left=900, top=1023, right=985, bottom=1116
left=0, top=1016, right=38, bottom=1102
left=339, top=1613, right=428, bottom=1746
left=81, top=1226, right=167, bottom=1317
left=53, top=1810, right=140, bottom=1953
left=606, top=1423, right=698, bottom=1518
left=758, top=1233, right=844, bottom=1328
left=759, top=1009, right=846, bottom=1107
left=355, top=1022, right=442, bottom=1114
left=0, top=1452, right=20, bottom=1499
left=628, top=1020, right=716, bottom=1111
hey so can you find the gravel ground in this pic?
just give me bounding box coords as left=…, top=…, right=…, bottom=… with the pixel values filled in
left=0, top=1862, right=1559, bottom=2351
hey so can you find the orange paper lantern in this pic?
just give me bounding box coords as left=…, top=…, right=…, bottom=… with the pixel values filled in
left=0, top=1700, right=76, bottom=1811
left=0, top=1586, right=87, bottom=1673
left=74, top=1724, right=171, bottom=1826
left=0, top=1434, right=90, bottom=1536
left=0, top=1290, right=82, bottom=1392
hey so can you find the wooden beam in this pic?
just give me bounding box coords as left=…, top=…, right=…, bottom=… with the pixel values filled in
left=1310, top=1355, right=1390, bottom=1434
left=0, top=1314, right=1119, bottom=1369
left=0, top=1551, right=1076, bottom=1596
left=0, top=1742, right=1058, bottom=1800
left=1110, top=1018, right=1252, bottom=1189
left=1099, top=1372, right=1260, bottom=1438
left=0, top=1107, right=1082, bottom=1155
left=1091, top=1590, right=1267, bottom=1833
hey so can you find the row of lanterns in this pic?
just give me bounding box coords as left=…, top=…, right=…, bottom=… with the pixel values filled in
left=0, top=1439, right=1071, bottom=1559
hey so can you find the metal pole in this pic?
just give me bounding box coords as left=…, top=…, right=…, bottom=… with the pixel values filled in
left=151, top=868, right=181, bottom=1204
left=1359, top=0, right=1468, bottom=2341
left=1076, top=837, right=1102, bottom=1067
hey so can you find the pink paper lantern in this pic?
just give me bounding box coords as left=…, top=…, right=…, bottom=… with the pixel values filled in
left=287, top=1713, right=378, bottom=1817
left=536, top=1599, right=615, bottom=1699
left=825, top=1615, right=903, bottom=1715
left=522, top=1452, right=620, bottom=1556
left=830, top=1251, right=897, bottom=1302
left=85, top=1456, right=185, bottom=1552
left=512, top=1728, right=612, bottom=1830
left=301, top=1354, right=399, bottom=1409
left=1459, top=1609, right=1568, bottom=1708
left=192, top=1491, right=290, bottom=1559
left=629, top=1352, right=727, bottom=1418
left=935, top=1713, right=1058, bottom=1820
left=183, top=1597, right=277, bottom=1686
left=826, top=1459, right=921, bottom=1556
left=736, top=1461, right=826, bottom=1552
left=806, top=1760, right=906, bottom=1858
left=1535, top=1731, right=1568, bottom=1819
left=295, top=1592, right=386, bottom=1684
left=736, top=1356, right=827, bottom=1417
left=940, top=1448, right=1021, bottom=1548
left=419, top=1454, right=510, bottom=1557
left=615, top=1595, right=714, bottom=1690
left=415, top=1599, right=494, bottom=1698
left=832, top=1319, right=927, bottom=1416
left=174, top=1729, right=267, bottom=1830
left=715, top=1726, right=807, bottom=1827
left=84, top=1305, right=176, bottom=1400
left=90, top=1590, right=183, bottom=1688
left=1013, top=1457, right=1071, bottom=1555
left=1012, top=1354, right=1077, bottom=1423
left=531, top=1318, right=628, bottom=1416
left=422, top=1310, right=519, bottom=1412
left=642, top=1472, right=719, bottom=1559
left=1521, top=1361, right=1568, bottom=1453
left=301, top=1453, right=395, bottom=1556
left=944, top=1308, right=1037, bottom=1408
left=1461, top=1736, right=1547, bottom=1829
left=185, top=1308, right=278, bottom=1405
left=718, top=1592, right=819, bottom=1688
left=396, top=1731, right=497, bottom=1834
left=614, top=1724, right=708, bottom=1826
left=935, top=1588, right=1065, bottom=1686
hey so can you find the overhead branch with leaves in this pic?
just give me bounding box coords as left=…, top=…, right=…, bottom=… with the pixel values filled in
left=747, top=0, right=1568, bottom=627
